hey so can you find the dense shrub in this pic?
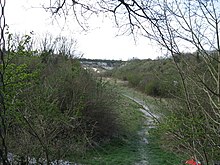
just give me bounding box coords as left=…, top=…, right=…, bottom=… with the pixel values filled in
left=5, top=52, right=122, bottom=163
left=144, top=80, right=161, bottom=96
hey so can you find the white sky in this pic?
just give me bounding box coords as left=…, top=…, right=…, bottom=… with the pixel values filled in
left=6, top=0, right=162, bottom=60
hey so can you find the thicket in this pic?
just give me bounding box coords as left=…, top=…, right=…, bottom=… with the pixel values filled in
left=1, top=34, right=132, bottom=164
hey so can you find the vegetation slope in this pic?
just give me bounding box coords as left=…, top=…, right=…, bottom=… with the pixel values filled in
left=105, top=54, right=220, bottom=164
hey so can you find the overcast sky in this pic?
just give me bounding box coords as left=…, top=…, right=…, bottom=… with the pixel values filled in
left=6, top=0, right=162, bottom=60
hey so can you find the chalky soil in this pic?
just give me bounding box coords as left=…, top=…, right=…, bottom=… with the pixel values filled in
left=123, top=94, right=160, bottom=165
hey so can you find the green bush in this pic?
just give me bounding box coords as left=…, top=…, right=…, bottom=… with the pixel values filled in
left=5, top=52, right=122, bottom=162
left=145, top=80, right=161, bottom=96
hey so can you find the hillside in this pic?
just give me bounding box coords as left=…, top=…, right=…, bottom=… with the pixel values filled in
left=105, top=58, right=180, bottom=97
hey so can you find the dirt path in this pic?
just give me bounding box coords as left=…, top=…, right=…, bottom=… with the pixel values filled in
left=122, top=94, right=160, bottom=165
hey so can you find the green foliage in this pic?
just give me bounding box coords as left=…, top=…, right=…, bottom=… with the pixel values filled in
left=108, top=58, right=180, bottom=97
left=10, top=54, right=123, bottom=161
left=3, top=34, right=133, bottom=163
left=144, top=80, right=161, bottom=96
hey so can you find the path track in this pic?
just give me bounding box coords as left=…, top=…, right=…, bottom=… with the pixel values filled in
left=122, top=94, right=160, bottom=165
